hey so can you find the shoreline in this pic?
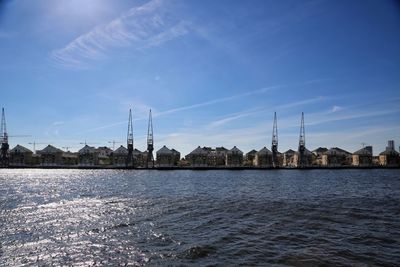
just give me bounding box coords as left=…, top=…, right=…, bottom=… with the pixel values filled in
left=2, top=166, right=400, bottom=170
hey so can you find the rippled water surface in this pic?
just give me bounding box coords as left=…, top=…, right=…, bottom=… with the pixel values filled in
left=1, top=169, right=400, bottom=266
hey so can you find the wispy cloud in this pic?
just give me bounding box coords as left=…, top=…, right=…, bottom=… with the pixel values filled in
left=208, top=96, right=328, bottom=128
left=50, top=0, right=189, bottom=69
left=78, top=80, right=329, bottom=134
left=331, top=105, right=342, bottom=113
left=154, top=85, right=282, bottom=117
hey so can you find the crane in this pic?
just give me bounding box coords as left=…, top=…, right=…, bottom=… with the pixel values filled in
left=271, top=112, right=279, bottom=168
left=108, top=140, right=122, bottom=150
left=126, top=109, right=134, bottom=168
left=298, top=112, right=306, bottom=168
left=28, top=141, right=49, bottom=153
left=1, top=108, right=30, bottom=167
left=79, top=141, right=99, bottom=146
left=146, top=109, right=154, bottom=168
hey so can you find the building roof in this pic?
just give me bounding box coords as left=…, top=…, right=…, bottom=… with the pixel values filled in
left=10, top=144, right=32, bottom=154
left=133, top=148, right=143, bottom=155
left=257, top=147, right=272, bottom=155
left=188, top=146, right=208, bottom=155
left=215, top=147, right=228, bottom=152
left=113, top=145, right=128, bottom=155
left=379, top=148, right=399, bottom=156
left=246, top=149, right=257, bottom=155
left=79, top=145, right=97, bottom=154
left=324, top=147, right=351, bottom=156
left=284, top=149, right=296, bottom=154
left=37, top=145, right=63, bottom=154
left=312, top=147, right=328, bottom=154
left=353, top=147, right=372, bottom=156
left=171, top=148, right=180, bottom=155
left=157, top=145, right=173, bottom=155
left=227, top=146, right=243, bottom=154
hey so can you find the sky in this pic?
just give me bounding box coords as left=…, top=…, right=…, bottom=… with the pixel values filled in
left=0, top=0, right=399, bottom=156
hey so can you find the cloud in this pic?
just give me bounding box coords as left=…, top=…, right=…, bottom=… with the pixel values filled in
left=208, top=96, right=328, bottom=128
left=52, top=121, right=65, bottom=126
left=331, top=105, right=342, bottom=113
left=154, top=84, right=282, bottom=117
left=50, top=0, right=189, bottom=69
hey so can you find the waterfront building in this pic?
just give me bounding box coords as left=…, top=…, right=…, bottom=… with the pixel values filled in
left=97, top=146, right=113, bottom=165
left=283, top=149, right=296, bottom=167
left=156, top=145, right=179, bottom=167
left=112, top=145, right=128, bottom=166
left=205, top=146, right=228, bottom=166
left=62, top=152, right=78, bottom=166
left=171, top=149, right=181, bottom=165
left=36, top=145, right=63, bottom=166
left=226, top=146, right=243, bottom=167
left=254, top=147, right=273, bottom=167
left=379, top=141, right=399, bottom=166
left=312, top=147, right=328, bottom=166
left=78, top=145, right=99, bottom=166
left=186, top=146, right=208, bottom=167
left=133, top=148, right=145, bottom=167
left=9, top=145, right=33, bottom=166
left=322, top=147, right=352, bottom=167
left=245, top=149, right=257, bottom=166
left=293, top=149, right=313, bottom=167
left=352, top=146, right=373, bottom=167
left=61, top=151, right=78, bottom=166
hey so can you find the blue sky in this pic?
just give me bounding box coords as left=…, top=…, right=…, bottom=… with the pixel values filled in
left=0, top=0, right=399, bottom=156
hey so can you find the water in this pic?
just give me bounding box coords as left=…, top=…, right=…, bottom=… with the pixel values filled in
left=1, top=169, right=399, bottom=266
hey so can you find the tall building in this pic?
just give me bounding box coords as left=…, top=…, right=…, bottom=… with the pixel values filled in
left=387, top=140, right=395, bottom=151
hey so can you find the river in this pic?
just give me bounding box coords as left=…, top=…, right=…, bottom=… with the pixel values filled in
left=1, top=169, right=399, bottom=266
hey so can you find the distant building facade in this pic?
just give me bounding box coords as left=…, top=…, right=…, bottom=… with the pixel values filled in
left=322, top=147, right=352, bottom=167
left=245, top=149, right=257, bottom=166
left=379, top=141, right=399, bottom=167
left=283, top=149, right=296, bottom=167
left=156, top=146, right=180, bottom=167
left=226, top=146, right=243, bottom=167
left=312, top=147, right=328, bottom=166
left=186, top=146, right=208, bottom=167
left=78, top=145, right=99, bottom=166
left=352, top=146, right=373, bottom=167
left=254, top=147, right=272, bottom=167
left=37, top=145, right=63, bottom=166
left=112, top=145, right=128, bottom=166
left=9, top=145, right=33, bottom=166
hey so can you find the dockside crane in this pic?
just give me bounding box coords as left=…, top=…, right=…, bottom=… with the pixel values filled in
left=298, top=112, right=306, bottom=168
left=79, top=141, right=99, bottom=146
left=126, top=109, right=134, bottom=168
left=271, top=112, right=279, bottom=168
left=108, top=140, right=122, bottom=151
left=1, top=108, right=9, bottom=167
left=28, top=141, right=49, bottom=153
left=146, top=109, right=155, bottom=168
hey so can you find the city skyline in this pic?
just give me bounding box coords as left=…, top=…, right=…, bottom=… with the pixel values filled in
left=0, top=0, right=399, bottom=156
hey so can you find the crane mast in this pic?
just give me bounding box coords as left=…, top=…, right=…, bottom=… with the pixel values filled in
left=271, top=112, right=279, bottom=168
left=126, top=109, right=134, bottom=168
left=298, top=112, right=306, bottom=168
left=0, top=108, right=9, bottom=167
left=146, top=109, right=154, bottom=168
